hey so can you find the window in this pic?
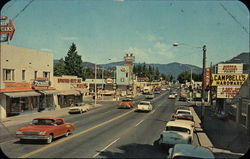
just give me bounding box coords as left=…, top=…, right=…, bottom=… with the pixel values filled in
left=43, top=71, right=50, bottom=80
left=3, top=69, right=14, bottom=81
left=22, top=70, right=25, bottom=80
left=34, top=71, right=37, bottom=79
left=126, top=73, right=128, bottom=77
left=120, top=77, right=124, bottom=82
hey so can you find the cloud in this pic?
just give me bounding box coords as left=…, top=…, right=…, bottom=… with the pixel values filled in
left=114, top=0, right=125, bottom=2
left=62, top=37, right=80, bottom=41
left=153, top=42, right=174, bottom=57
left=40, top=48, right=53, bottom=52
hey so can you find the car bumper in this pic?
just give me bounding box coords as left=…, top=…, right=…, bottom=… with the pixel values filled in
left=16, top=135, right=49, bottom=140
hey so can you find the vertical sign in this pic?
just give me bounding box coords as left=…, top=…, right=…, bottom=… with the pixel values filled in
left=204, top=67, right=211, bottom=89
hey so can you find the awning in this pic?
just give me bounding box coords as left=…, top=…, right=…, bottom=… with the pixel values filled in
left=4, top=91, right=41, bottom=98
left=39, top=90, right=59, bottom=95
left=57, top=90, right=81, bottom=96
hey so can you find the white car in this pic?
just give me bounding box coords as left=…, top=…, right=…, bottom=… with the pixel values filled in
left=168, top=144, right=215, bottom=159
left=137, top=101, right=153, bottom=112
left=172, top=113, right=195, bottom=127
left=161, top=88, right=167, bottom=91
left=175, top=109, right=192, bottom=115
left=145, top=93, right=154, bottom=99
left=168, top=94, right=176, bottom=99
left=159, top=121, right=194, bottom=147
left=69, top=103, right=90, bottom=114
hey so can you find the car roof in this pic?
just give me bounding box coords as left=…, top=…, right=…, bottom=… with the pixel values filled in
left=140, top=101, right=150, bottom=103
left=175, top=113, right=193, bottom=118
left=172, top=144, right=214, bottom=158
left=166, top=121, right=192, bottom=129
left=33, top=117, right=63, bottom=120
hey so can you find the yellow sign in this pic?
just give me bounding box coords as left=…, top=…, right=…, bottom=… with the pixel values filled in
left=212, top=74, right=248, bottom=86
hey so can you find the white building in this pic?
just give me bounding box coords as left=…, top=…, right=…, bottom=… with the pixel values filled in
left=0, top=44, right=56, bottom=120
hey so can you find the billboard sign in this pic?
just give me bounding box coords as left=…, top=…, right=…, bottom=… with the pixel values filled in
left=211, top=74, right=248, bottom=86
left=218, top=64, right=243, bottom=74
left=217, top=86, right=241, bottom=98
left=0, top=16, right=15, bottom=42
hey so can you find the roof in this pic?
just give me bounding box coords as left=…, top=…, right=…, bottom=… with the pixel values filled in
left=172, top=144, right=214, bottom=158
left=166, top=121, right=193, bottom=129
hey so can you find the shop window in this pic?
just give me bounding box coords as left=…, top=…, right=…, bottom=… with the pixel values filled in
left=3, top=69, right=14, bottom=81
left=43, top=71, right=50, bottom=80
left=22, top=70, right=26, bottom=80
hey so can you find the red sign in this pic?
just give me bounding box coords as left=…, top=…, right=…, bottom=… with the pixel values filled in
left=204, top=67, right=211, bottom=90
left=0, top=82, right=32, bottom=92
left=0, top=17, right=15, bottom=41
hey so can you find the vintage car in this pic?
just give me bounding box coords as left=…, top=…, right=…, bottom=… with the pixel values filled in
left=145, top=93, right=154, bottom=99
left=168, top=93, right=176, bottom=99
left=158, top=121, right=194, bottom=147
left=137, top=101, right=153, bottom=112
left=68, top=103, right=90, bottom=114
left=168, top=144, right=215, bottom=159
left=175, top=108, right=192, bottom=115
left=16, top=117, right=75, bottom=144
left=172, top=113, right=195, bottom=127
left=118, top=98, right=135, bottom=109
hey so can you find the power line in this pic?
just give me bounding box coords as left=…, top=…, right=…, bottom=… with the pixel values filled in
left=12, top=0, right=34, bottom=21
left=220, top=3, right=249, bottom=35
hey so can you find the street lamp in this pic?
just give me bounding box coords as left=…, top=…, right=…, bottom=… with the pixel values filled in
left=173, top=43, right=207, bottom=126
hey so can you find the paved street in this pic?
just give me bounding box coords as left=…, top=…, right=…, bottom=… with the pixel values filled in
left=0, top=90, right=200, bottom=158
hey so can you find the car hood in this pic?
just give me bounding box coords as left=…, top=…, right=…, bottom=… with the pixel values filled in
left=17, top=125, right=54, bottom=132
left=161, top=131, right=190, bottom=139
left=69, top=107, right=81, bottom=109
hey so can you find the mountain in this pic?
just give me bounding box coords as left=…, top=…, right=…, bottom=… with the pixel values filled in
left=218, top=52, right=250, bottom=64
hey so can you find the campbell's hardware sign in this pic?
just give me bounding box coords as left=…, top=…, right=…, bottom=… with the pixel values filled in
left=212, top=74, right=248, bottom=86
left=217, top=86, right=241, bottom=98
left=218, top=64, right=243, bottom=74
left=0, top=16, right=15, bottom=42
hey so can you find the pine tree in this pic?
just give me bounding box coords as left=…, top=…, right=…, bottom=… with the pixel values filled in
left=54, top=58, right=65, bottom=76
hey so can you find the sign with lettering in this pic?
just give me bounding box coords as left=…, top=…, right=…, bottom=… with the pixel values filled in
left=211, top=74, right=248, bottom=86
left=0, top=82, right=32, bottom=92
left=204, top=67, right=211, bottom=89
left=218, top=64, right=243, bottom=74
left=0, top=16, right=15, bottom=42
left=58, top=78, right=81, bottom=83
left=217, top=86, right=241, bottom=98
left=33, top=78, right=51, bottom=87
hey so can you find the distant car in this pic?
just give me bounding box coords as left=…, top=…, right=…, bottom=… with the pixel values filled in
left=69, top=103, right=89, bottom=114
left=159, top=121, right=194, bottom=147
left=168, top=93, right=176, bottom=99
left=145, top=93, right=154, bottom=99
left=168, top=144, right=215, bottom=159
left=118, top=98, right=135, bottom=109
left=137, top=101, right=153, bottom=112
left=154, top=90, right=161, bottom=94
left=16, top=117, right=75, bottom=144
left=161, top=88, right=167, bottom=91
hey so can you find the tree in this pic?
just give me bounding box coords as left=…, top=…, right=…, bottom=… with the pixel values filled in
left=64, top=43, right=83, bottom=77
left=54, top=58, right=65, bottom=76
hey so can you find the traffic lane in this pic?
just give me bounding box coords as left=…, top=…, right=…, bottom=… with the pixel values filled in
left=15, top=93, right=170, bottom=158
left=97, top=97, right=176, bottom=158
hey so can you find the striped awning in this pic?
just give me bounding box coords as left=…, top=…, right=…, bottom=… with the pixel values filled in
left=4, top=91, right=41, bottom=98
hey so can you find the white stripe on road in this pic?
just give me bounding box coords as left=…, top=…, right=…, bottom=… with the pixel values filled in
left=93, top=138, right=120, bottom=158
left=135, top=119, right=144, bottom=127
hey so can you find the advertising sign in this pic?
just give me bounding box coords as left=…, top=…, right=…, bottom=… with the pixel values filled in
left=211, top=74, right=248, bottom=86
left=217, top=86, right=241, bottom=98
left=204, top=67, right=211, bottom=89
left=0, top=16, right=15, bottom=42
left=218, top=64, right=243, bottom=74
left=105, top=78, right=113, bottom=84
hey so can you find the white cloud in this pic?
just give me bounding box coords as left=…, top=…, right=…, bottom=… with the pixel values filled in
left=114, top=0, right=125, bottom=2
left=62, top=37, right=80, bottom=41
left=40, top=48, right=53, bottom=52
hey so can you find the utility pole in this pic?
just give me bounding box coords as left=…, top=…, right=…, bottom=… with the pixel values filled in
left=102, top=67, right=104, bottom=101
left=201, top=45, right=206, bottom=126
left=210, top=62, right=213, bottom=106
left=94, top=63, right=97, bottom=106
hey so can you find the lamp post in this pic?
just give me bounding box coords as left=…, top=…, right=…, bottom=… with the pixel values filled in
left=173, top=43, right=207, bottom=125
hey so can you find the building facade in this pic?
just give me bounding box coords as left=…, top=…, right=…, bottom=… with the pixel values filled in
left=0, top=44, right=56, bottom=120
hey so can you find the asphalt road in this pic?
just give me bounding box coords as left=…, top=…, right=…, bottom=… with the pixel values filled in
left=1, top=90, right=200, bottom=158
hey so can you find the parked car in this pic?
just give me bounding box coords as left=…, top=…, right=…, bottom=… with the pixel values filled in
left=158, top=121, right=194, bottom=147
left=69, top=103, right=89, bottom=114
left=16, top=117, right=75, bottom=144
left=137, top=101, right=153, bottom=112
left=172, top=113, right=195, bottom=127
left=175, top=108, right=192, bottom=115
left=118, top=98, right=135, bottom=109
left=145, top=93, right=154, bottom=99
left=168, top=93, right=176, bottom=99
left=168, top=144, right=215, bottom=159
left=154, top=90, right=161, bottom=94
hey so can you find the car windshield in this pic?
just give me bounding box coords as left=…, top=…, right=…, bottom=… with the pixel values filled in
left=176, top=116, right=193, bottom=121
left=140, top=102, right=149, bottom=105
left=122, top=99, right=131, bottom=102
left=166, top=126, right=190, bottom=134
left=173, top=156, right=203, bottom=159
left=32, top=119, right=55, bottom=125
left=177, top=111, right=190, bottom=114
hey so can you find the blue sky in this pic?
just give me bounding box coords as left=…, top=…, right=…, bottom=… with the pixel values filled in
left=1, top=0, right=249, bottom=67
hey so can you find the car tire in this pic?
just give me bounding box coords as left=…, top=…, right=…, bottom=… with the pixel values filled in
left=46, top=134, right=53, bottom=144
left=65, top=130, right=70, bottom=137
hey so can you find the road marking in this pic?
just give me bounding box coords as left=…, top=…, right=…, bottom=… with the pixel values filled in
left=150, top=109, right=156, bottom=114
left=18, top=109, right=135, bottom=158
left=92, top=138, right=120, bottom=158
left=135, top=119, right=144, bottom=127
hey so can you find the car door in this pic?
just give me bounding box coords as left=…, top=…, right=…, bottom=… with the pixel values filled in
left=55, top=119, right=65, bottom=137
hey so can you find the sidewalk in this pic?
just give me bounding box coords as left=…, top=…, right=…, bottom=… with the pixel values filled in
left=192, top=105, right=249, bottom=158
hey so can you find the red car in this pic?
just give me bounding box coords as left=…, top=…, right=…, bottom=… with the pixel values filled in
left=16, top=117, right=75, bottom=144
left=118, top=98, right=135, bottom=109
